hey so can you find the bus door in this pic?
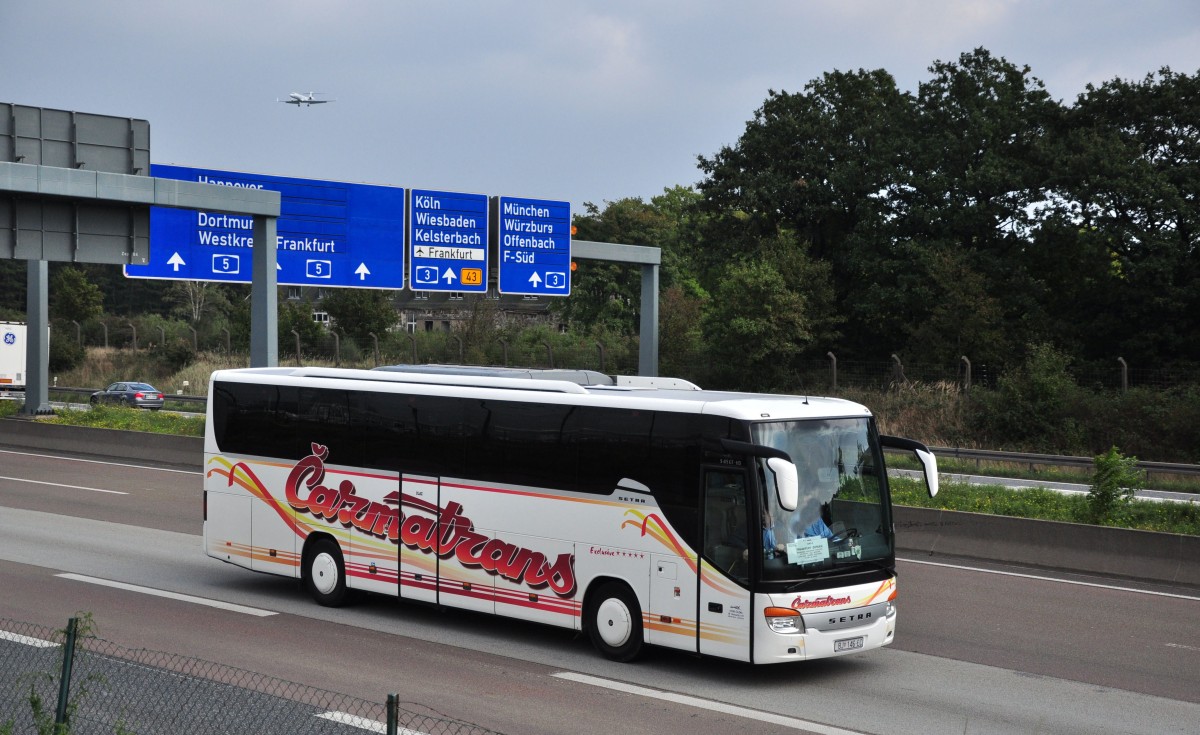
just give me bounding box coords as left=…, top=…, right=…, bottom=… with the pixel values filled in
left=698, top=467, right=754, bottom=661
left=398, top=474, right=440, bottom=605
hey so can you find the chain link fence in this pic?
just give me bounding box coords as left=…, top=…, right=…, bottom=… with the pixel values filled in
left=1, top=617, right=505, bottom=735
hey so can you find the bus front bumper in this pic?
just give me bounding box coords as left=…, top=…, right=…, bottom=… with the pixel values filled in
left=755, top=604, right=897, bottom=663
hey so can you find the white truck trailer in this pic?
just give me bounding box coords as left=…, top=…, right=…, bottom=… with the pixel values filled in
left=0, top=322, right=26, bottom=398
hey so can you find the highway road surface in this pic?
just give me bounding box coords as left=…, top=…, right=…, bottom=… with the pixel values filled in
left=1, top=447, right=1197, bottom=734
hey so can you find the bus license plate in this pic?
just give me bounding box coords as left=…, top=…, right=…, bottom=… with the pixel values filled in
left=835, top=636, right=864, bottom=652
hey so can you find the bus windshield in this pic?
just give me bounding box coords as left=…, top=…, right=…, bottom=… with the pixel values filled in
left=751, top=418, right=892, bottom=583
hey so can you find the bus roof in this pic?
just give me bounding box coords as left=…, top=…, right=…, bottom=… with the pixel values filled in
left=209, top=366, right=872, bottom=422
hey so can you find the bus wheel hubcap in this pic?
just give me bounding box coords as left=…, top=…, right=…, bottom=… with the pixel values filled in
left=596, top=598, right=631, bottom=648
left=312, top=553, right=338, bottom=595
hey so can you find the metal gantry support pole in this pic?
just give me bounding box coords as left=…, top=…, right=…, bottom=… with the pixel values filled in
left=639, top=262, right=659, bottom=376
left=573, top=239, right=661, bottom=377
left=251, top=214, right=279, bottom=367
left=21, top=260, right=53, bottom=415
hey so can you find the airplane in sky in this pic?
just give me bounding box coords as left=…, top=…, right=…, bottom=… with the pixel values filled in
left=278, top=92, right=334, bottom=107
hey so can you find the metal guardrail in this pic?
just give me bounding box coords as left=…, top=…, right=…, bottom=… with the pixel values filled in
left=922, top=446, right=1200, bottom=480
left=51, top=386, right=207, bottom=406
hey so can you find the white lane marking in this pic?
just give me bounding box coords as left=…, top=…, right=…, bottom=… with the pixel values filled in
left=0, top=630, right=58, bottom=648
left=0, top=448, right=200, bottom=475
left=0, top=474, right=129, bottom=495
left=315, top=712, right=429, bottom=735
left=55, top=573, right=277, bottom=617
left=552, top=672, right=861, bottom=734
left=898, top=558, right=1200, bottom=602
left=1166, top=643, right=1200, bottom=652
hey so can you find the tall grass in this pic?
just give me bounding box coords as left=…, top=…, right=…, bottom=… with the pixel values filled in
left=840, top=381, right=972, bottom=448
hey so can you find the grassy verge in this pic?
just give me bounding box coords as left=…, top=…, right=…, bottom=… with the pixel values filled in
left=890, top=476, right=1200, bottom=536
left=1, top=399, right=204, bottom=436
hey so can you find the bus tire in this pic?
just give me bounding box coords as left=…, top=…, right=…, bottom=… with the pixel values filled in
left=587, top=582, right=644, bottom=662
left=304, top=538, right=348, bottom=607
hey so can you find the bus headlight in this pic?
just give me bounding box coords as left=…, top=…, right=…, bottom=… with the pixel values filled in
left=765, top=607, right=803, bottom=634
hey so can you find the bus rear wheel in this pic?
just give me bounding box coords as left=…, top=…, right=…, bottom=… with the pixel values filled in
left=587, top=582, right=644, bottom=662
left=304, top=538, right=348, bottom=607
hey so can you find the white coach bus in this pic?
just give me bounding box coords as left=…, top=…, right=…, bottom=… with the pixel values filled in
left=203, top=365, right=938, bottom=663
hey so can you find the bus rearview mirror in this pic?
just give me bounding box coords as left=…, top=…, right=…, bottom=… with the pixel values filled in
left=767, top=457, right=799, bottom=511
left=915, top=447, right=939, bottom=497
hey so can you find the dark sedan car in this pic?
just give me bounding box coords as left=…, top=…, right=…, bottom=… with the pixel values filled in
left=90, top=382, right=165, bottom=410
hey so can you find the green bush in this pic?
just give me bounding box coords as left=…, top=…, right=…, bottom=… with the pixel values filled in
left=157, top=338, right=197, bottom=372
left=1086, top=446, right=1144, bottom=525
left=968, top=343, right=1084, bottom=449
left=48, top=333, right=85, bottom=373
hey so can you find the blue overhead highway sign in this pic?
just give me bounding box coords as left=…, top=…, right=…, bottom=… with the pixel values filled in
left=125, top=165, right=406, bottom=289
left=409, top=189, right=489, bottom=293
left=497, top=196, right=571, bottom=296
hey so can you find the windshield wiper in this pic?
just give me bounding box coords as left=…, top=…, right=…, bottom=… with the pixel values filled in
left=836, top=558, right=893, bottom=574
left=782, top=558, right=893, bottom=592
left=783, top=568, right=843, bottom=592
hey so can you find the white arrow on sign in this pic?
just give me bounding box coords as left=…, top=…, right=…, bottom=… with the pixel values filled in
left=355, top=263, right=371, bottom=281
left=167, top=252, right=186, bottom=272
left=443, top=268, right=458, bottom=284
left=528, top=272, right=543, bottom=288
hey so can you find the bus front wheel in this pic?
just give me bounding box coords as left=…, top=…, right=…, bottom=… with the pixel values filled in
left=587, top=582, right=644, bottom=662
left=304, top=538, right=348, bottom=607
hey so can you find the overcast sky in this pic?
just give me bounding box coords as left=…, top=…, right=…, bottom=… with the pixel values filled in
left=3, top=1, right=1199, bottom=215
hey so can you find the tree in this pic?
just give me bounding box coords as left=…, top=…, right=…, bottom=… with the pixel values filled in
left=702, top=233, right=838, bottom=391
left=168, top=280, right=230, bottom=323
left=0, top=261, right=25, bottom=314
left=563, top=190, right=702, bottom=336
left=278, top=300, right=326, bottom=357
left=697, top=68, right=915, bottom=265
left=658, top=281, right=708, bottom=380
left=899, top=49, right=1065, bottom=367
left=908, top=49, right=1061, bottom=251
left=695, top=68, right=918, bottom=357
left=1055, top=67, right=1200, bottom=363
left=49, top=266, right=104, bottom=323
left=83, top=264, right=173, bottom=316
left=902, top=248, right=1013, bottom=366
left=319, top=289, right=397, bottom=344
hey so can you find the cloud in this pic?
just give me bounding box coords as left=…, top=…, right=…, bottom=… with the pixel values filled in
left=3, top=0, right=1199, bottom=209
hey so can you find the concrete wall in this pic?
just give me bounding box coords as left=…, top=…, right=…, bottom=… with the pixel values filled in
left=2, top=418, right=1196, bottom=588
left=894, top=507, right=1200, bottom=587
left=0, top=417, right=201, bottom=469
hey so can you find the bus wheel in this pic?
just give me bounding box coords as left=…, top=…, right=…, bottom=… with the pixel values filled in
left=304, top=538, right=348, bottom=607
left=587, top=582, right=644, bottom=662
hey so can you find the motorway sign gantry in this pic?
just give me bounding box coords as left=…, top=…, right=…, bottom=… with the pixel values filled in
left=409, top=188, right=488, bottom=293
left=125, top=164, right=406, bottom=289
left=496, top=196, right=571, bottom=296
